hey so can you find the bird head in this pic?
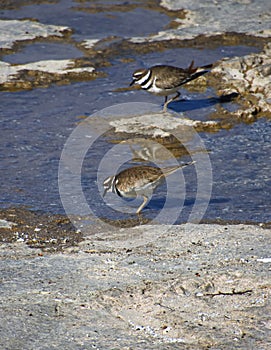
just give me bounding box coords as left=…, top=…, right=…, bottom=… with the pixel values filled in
left=130, top=68, right=148, bottom=86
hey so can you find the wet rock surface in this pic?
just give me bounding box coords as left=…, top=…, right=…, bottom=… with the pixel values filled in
left=110, top=111, right=224, bottom=137
left=210, top=42, right=271, bottom=121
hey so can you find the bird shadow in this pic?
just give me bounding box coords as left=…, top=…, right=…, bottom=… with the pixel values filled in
left=146, top=196, right=230, bottom=211
left=168, top=92, right=239, bottom=113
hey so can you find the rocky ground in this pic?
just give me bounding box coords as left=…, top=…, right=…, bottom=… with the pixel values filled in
left=1, top=211, right=271, bottom=349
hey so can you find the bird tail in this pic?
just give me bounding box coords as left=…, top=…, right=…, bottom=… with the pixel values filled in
left=189, top=69, right=209, bottom=82
left=187, top=60, right=213, bottom=73
left=181, top=61, right=212, bottom=85
left=199, top=62, right=213, bottom=70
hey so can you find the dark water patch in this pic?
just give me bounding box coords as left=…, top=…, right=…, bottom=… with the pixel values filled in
left=79, top=117, right=271, bottom=225
left=1, top=62, right=270, bottom=224
left=124, top=46, right=261, bottom=69
left=0, top=1, right=269, bottom=225
left=201, top=118, right=271, bottom=223
left=2, top=42, right=84, bottom=64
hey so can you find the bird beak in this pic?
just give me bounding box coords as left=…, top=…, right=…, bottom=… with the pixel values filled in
left=129, top=79, right=135, bottom=86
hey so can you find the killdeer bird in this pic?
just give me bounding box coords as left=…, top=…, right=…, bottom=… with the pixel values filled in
left=130, top=61, right=212, bottom=111
left=103, top=161, right=195, bottom=214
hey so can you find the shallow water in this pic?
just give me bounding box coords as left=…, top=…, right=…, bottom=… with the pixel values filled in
left=0, top=0, right=170, bottom=42
left=1, top=1, right=270, bottom=224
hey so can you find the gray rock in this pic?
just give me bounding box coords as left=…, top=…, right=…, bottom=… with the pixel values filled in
left=0, top=19, right=70, bottom=49
left=0, top=59, right=95, bottom=85
left=212, top=43, right=271, bottom=114
left=110, top=112, right=220, bottom=138
left=0, top=219, right=17, bottom=229
left=1, top=223, right=271, bottom=349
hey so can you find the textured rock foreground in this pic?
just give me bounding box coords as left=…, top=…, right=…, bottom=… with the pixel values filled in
left=210, top=42, right=271, bottom=120
left=1, top=223, right=270, bottom=349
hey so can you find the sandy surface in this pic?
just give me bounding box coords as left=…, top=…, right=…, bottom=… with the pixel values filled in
left=1, top=214, right=271, bottom=349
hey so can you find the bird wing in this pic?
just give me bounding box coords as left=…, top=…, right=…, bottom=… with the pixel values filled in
left=152, top=63, right=207, bottom=90
left=152, top=66, right=189, bottom=90
left=117, top=166, right=163, bottom=193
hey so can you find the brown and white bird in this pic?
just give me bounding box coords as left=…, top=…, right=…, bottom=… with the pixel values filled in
left=103, top=162, right=195, bottom=214
left=130, top=61, right=212, bottom=111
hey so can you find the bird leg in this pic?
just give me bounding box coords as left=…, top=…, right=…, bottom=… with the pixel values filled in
left=136, top=195, right=149, bottom=215
left=163, top=91, right=181, bottom=111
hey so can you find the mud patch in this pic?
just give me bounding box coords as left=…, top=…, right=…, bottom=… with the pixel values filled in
left=0, top=0, right=57, bottom=11
left=0, top=207, right=83, bottom=252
